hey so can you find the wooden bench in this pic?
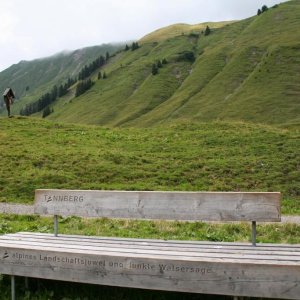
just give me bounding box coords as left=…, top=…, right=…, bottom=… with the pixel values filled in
left=0, top=190, right=299, bottom=300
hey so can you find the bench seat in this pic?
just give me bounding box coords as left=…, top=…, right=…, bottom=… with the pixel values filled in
left=1, top=232, right=300, bottom=299
left=2, top=190, right=299, bottom=299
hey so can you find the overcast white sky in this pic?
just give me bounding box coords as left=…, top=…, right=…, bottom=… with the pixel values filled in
left=0, top=0, right=288, bottom=72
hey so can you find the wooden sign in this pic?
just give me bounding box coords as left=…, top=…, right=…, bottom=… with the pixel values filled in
left=35, top=190, right=281, bottom=221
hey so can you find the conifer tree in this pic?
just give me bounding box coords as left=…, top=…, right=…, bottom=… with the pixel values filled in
left=42, top=106, right=53, bottom=118
left=75, top=79, right=94, bottom=97
left=204, top=25, right=211, bottom=36
left=131, top=42, right=140, bottom=51
left=261, top=5, right=268, bottom=12
left=152, top=64, right=158, bottom=75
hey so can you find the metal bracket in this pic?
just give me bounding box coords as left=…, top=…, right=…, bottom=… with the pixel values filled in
left=54, top=215, right=58, bottom=237
left=252, top=221, right=257, bottom=246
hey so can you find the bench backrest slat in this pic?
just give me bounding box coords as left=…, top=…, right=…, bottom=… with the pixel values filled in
left=34, top=190, right=281, bottom=222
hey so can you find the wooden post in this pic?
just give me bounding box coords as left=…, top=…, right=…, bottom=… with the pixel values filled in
left=252, top=221, right=256, bottom=246
left=54, top=215, right=58, bottom=237
left=11, top=275, right=15, bottom=300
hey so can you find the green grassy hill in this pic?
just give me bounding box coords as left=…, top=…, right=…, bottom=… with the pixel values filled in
left=1, top=2, right=299, bottom=127
left=0, top=117, right=299, bottom=214
left=40, top=0, right=298, bottom=128
left=0, top=44, right=124, bottom=116
left=139, top=21, right=234, bottom=44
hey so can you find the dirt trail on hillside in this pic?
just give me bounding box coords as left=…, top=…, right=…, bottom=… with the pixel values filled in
left=0, top=203, right=300, bottom=224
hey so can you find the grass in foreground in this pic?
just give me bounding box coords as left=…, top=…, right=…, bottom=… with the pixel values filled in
left=1, top=214, right=300, bottom=244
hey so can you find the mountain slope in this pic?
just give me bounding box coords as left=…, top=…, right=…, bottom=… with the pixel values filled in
left=127, top=1, right=300, bottom=127
left=1, top=1, right=299, bottom=127
left=45, top=0, right=300, bottom=127
left=139, top=21, right=234, bottom=43
left=45, top=35, right=198, bottom=125
left=0, top=44, right=124, bottom=115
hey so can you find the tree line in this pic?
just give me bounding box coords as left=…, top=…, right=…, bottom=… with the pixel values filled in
left=152, top=59, right=168, bottom=75
left=125, top=42, right=140, bottom=51
left=19, top=42, right=144, bottom=117
left=257, top=4, right=279, bottom=16
left=75, top=79, right=94, bottom=97
left=257, top=5, right=269, bottom=15
left=20, top=77, right=76, bottom=116
left=78, top=52, right=109, bottom=80
left=20, top=52, right=110, bottom=116
left=20, top=85, right=59, bottom=116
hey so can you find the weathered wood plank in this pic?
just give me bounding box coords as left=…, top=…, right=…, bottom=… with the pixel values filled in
left=34, top=190, right=281, bottom=221
left=2, top=235, right=300, bottom=260
left=3, top=234, right=300, bottom=254
left=15, top=232, right=300, bottom=249
left=1, top=234, right=300, bottom=264
left=0, top=246, right=299, bottom=299
left=1, top=242, right=299, bottom=266
left=7, top=233, right=300, bottom=257
left=1, top=241, right=300, bottom=263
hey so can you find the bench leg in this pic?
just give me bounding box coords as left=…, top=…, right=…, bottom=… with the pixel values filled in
left=25, top=277, right=29, bottom=289
left=11, top=275, right=16, bottom=300
left=252, top=221, right=257, bottom=246
left=54, top=215, right=58, bottom=237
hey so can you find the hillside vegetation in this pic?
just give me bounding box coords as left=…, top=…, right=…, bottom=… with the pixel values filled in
left=139, top=21, right=234, bottom=43
left=0, top=117, right=299, bottom=214
left=1, top=1, right=299, bottom=127
left=41, top=0, right=299, bottom=127
left=0, top=44, right=123, bottom=116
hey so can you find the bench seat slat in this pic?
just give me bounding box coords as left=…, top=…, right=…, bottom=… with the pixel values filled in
left=1, top=234, right=300, bottom=264
left=15, top=232, right=300, bottom=249
left=2, top=234, right=300, bottom=257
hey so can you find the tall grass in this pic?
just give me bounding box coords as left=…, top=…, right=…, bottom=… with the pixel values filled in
left=0, top=117, right=299, bottom=214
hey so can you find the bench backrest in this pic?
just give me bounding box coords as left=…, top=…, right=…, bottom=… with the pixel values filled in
left=35, top=190, right=281, bottom=222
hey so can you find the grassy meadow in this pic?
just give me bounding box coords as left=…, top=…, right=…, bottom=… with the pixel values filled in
left=0, top=117, right=299, bottom=213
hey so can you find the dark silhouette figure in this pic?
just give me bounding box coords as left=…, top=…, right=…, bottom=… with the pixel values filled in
left=3, top=87, right=15, bottom=117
